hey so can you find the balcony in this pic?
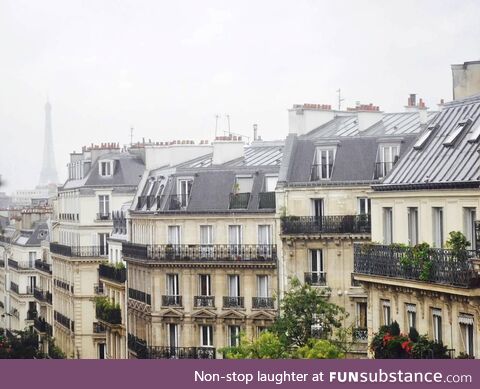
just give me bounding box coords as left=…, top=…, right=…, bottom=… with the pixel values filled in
left=258, top=192, right=276, bottom=209
left=96, top=212, right=111, bottom=221
left=128, top=333, right=148, bottom=356
left=252, top=297, right=275, bottom=309
left=96, top=303, right=122, bottom=325
left=352, top=327, right=368, bottom=342
left=54, top=278, right=74, bottom=293
left=58, top=213, right=79, bottom=222
left=34, top=317, right=53, bottom=336
left=93, top=322, right=106, bottom=334
left=229, top=193, right=250, bottom=209
left=162, top=295, right=182, bottom=307
left=194, top=296, right=215, bottom=308
left=35, top=259, right=52, bottom=274
left=304, top=272, right=327, bottom=286
left=223, top=296, right=244, bottom=309
left=99, top=264, right=126, bottom=283
left=354, top=243, right=480, bottom=288
left=50, top=242, right=108, bottom=257
left=122, top=243, right=277, bottom=263
left=113, top=211, right=127, bottom=234
left=281, top=215, right=371, bottom=235
left=8, top=259, right=34, bottom=271
left=26, top=310, right=37, bottom=321
left=34, top=287, right=52, bottom=304
left=374, top=161, right=396, bottom=179
left=128, top=288, right=151, bottom=305
left=54, top=310, right=74, bottom=332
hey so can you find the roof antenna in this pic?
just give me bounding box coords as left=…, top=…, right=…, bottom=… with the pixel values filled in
left=337, top=88, right=344, bottom=110
left=130, top=127, right=134, bottom=146
left=215, top=115, right=219, bottom=138
left=226, top=114, right=231, bottom=135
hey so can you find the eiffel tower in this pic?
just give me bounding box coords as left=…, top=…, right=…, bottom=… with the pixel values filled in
left=38, top=100, right=59, bottom=186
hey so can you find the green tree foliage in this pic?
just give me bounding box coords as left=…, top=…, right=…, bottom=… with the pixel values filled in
left=220, top=332, right=289, bottom=359
left=446, top=231, right=471, bottom=261
left=294, top=338, right=345, bottom=359
left=0, top=328, right=39, bottom=359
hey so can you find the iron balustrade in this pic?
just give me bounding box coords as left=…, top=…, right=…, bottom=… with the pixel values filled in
left=194, top=296, right=215, bottom=308
left=128, top=333, right=148, bottom=356
left=281, top=215, right=371, bottom=235
left=58, top=213, right=79, bottom=222
left=122, top=243, right=277, bottom=262
left=34, top=287, right=52, bottom=304
left=353, top=243, right=480, bottom=287
left=96, top=212, right=111, bottom=221
left=10, top=281, right=19, bottom=294
left=96, top=304, right=122, bottom=325
left=54, top=310, right=74, bottom=332
left=229, top=193, right=251, bottom=209
left=34, top=317, right=53, bottom=336
left=54, top=278, right=74, bottom=293
left=304, top=272, right=327, bottom=286
left=8, top=259, right=34, bottom=270
left=162, top=295, right=182, bottom=307
left=418, top=348, right=456, bottom=359
left=352, top=327, right=368, bottom=342
left=258, top=192, right=276, bottom=209
left=93, top=322, right=106, bottom=334
left=50, top=242, right=108, bottom=257
left=223, top=296, right=244, bottom=308
left=374, top=161, right=396, bottom=179
left=252, top=297, right=275, bottom=309
left=99, top=264, right=126, bottom=283
left=143, top=346, right=216, bottom=359
left=311, top=163, right=334, bottom=181
left=128, top=288, right=151, bottom=305
left=35, top=259, right=52, bottom=274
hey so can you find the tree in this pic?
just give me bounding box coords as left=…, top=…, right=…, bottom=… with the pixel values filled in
left=294, top=338, right=345, bottom=359
left=0, top=328, right=40, bottom=359
left=270, top=278, right=346, bottom=347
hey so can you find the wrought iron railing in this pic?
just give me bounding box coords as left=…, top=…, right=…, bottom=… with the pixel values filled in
left=54, top=278, right=74, bottom=293
left=96, top=212, right=111, bottom=221
left=162, top=295, right=182, bottom=307
left=258, top=192, right=276, bottom=209
left=252, top=297, right=275, bottom=309
left=54, top=310, right=74, bottom=332
left=35, top=259, right=52, bottom=274
left=8, top=259, right=34, bottom=270
left=142, top=346, right=216, bottom=359
left=58, top=213, right=79, bottom=222
left=34, top=317, right=53, bottom=336
left=128, top=288, right=151, bottom=305
left=50, top=242, right=108, bottom=257
left=281, top=215, right=371, bottom=235
left=96, top=304, right=122, bottom=325
left=353, top=243, right=480, bottom=287
left=223, top=296, right=244, bottom=308
left=128, top=333, right=148, bottom=356
left=352, top=327, right=368, bottom=342
left=194, top=296, right=215, bottom=308
left=99, top=264, right=126, bottom=283
left=304, top=272, right=327, bottom=286
left=93, top=322, right=106, bottom=334
left=229, top=193, right=250, bottom=209
left=34, top=287, right=53, bottom=304
left=122, top=243, right=277, bottom=262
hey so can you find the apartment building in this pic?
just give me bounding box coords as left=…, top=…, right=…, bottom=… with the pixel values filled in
left=124, top=136, right=282, bottom=359
left=354, top=78, right=480, bottom=357
left=277, top=100, right=433, bottom=356
left=49, top=143, right=144, bottom=358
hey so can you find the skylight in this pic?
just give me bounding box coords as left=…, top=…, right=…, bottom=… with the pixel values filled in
left=413, top=124, right=438, bottom=150
left=467, top=119, right=480, bottom=143
left=443, top=119, right=471, bottom=147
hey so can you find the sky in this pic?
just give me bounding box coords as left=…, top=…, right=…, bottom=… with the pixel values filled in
left=0, top=0, right=479, bottom=193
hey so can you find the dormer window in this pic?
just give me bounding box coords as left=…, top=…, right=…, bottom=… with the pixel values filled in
left=444, top=119, right=472, bottom=147
left=413, top=124, right=439, bottom=150
left=99, top=160, right=113, bottom=176
left=375, top=144, right=400, bottom=179
left=311, top=148, right=335, bottom=181
left=467, top=119, right=480, bottom=143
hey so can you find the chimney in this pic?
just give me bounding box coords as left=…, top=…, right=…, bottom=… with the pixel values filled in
left=348, top=103, right=383, bottom=132
left=288, top=103, right=334, bottom=135
left=212, top=135, right=245, bottom=165
left=253, top=124, right=258, bottom=141
left=451, top=61, right=480, bottom=100
left=404, top=94, right=429, bottom=123
left=144, top=140, right=212, bottom=170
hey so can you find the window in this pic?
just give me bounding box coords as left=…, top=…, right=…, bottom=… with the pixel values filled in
left=256, top=326, right=268, bottom=338
left=235, top=176, right=253, bottom=193
left=99, top=161, right=112, bottom=176
left=28, top=276, right=36, bottom=291
left=228, top=325, right=240, bottom=347
left=381, top=300, right=391, bottom=326
left=309, top=249, right=325, bottom=285
left=406, top=304, right=416, bottom=330
left=408, top=207, right=419, bottom=246
left=168, top=324, right=179, bottom=348
left=200, top=325, right=213, bottom=347
left=166, top=274, right=179, bottom=296
left=257, top=275, right=268, bottom=298
left=28, top=252, right=36, bottom=268
left=227, top=275, right=240, bottom=297
left=177, top=179, right=193, bottom=207
left=264, top=176, right=278, bottom=192
left=376, top=144, right=400, bottom=178
left=167, top=226, right=181, bottom=245
left=312, top=199, right=324, bottom=218
left=356, top=302, right=367, bottom=328
left=464, top=208, right=477, bottom=250
left=228, top=225, right=242, bottom=251
left=432, top=309, right=442, bottom=343
left=99, top=195, right=110, bottom=217
left=413, top=124, right=438, bottom=150
left=468, top=119, right=480, bottom=143
left=312, top=148, right=335, bottom=180
left=200, top=225, right=213, bottom=257
left=432, top=207, right=444, bottom=248
left=383, top=207, right=393, bottom=244
left=444, top=119, right=471, bottom=147
left=99, top=233, right=109, bottom=256
left=459, top=314, right=474, bottom=357
left=258, top=225, right=272, bottom=246
left=358, top=198, right=371, bottom=216
left=199, top=274, right=211, bottom=296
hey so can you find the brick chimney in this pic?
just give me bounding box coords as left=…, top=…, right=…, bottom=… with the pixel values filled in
left=212, top=135, right=245, bottom=165
left=347, top=103, right=383, bottom=132
left=288, top=103, right=335, bottom=135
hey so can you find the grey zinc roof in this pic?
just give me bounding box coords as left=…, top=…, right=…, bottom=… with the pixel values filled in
left=13, top=222, right=49, bottom=246
left=378, top=94, right=480, bottom=190
left=62, top=152, right=144, bottom=190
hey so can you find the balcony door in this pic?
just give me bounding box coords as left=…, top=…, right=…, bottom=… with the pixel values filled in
left=257, top=225, right=272, bottom=257
left=167, top=274, right=179, bottom=302
left=309, top=249, right=324, bottom=284
left=256, top=275, right=268, bottom=298
left=99, top=195, right=110, bottom=218
left=200, top=225, right=213, bottom=258
left=199, top=274, right=211, bottom=296
left=168, top=324, right=179, bottom=349
left=98, top=233, right=109, bottom=256
left=228, top=225, right=242, bottom=256
left=228, top=275, right=240, bottom=298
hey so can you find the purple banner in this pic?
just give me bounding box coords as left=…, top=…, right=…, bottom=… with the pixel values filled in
left=0, top=360, right=477, bottom=389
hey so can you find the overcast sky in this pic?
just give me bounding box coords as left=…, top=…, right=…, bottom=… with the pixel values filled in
left=1, top=0, right=479, bottom=193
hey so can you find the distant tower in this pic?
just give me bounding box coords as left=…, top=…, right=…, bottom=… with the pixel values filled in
left=38, top=100, right=59, bottom=186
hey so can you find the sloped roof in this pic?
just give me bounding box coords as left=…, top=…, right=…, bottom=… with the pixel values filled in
left=376, top=94, right=480, bottom=190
